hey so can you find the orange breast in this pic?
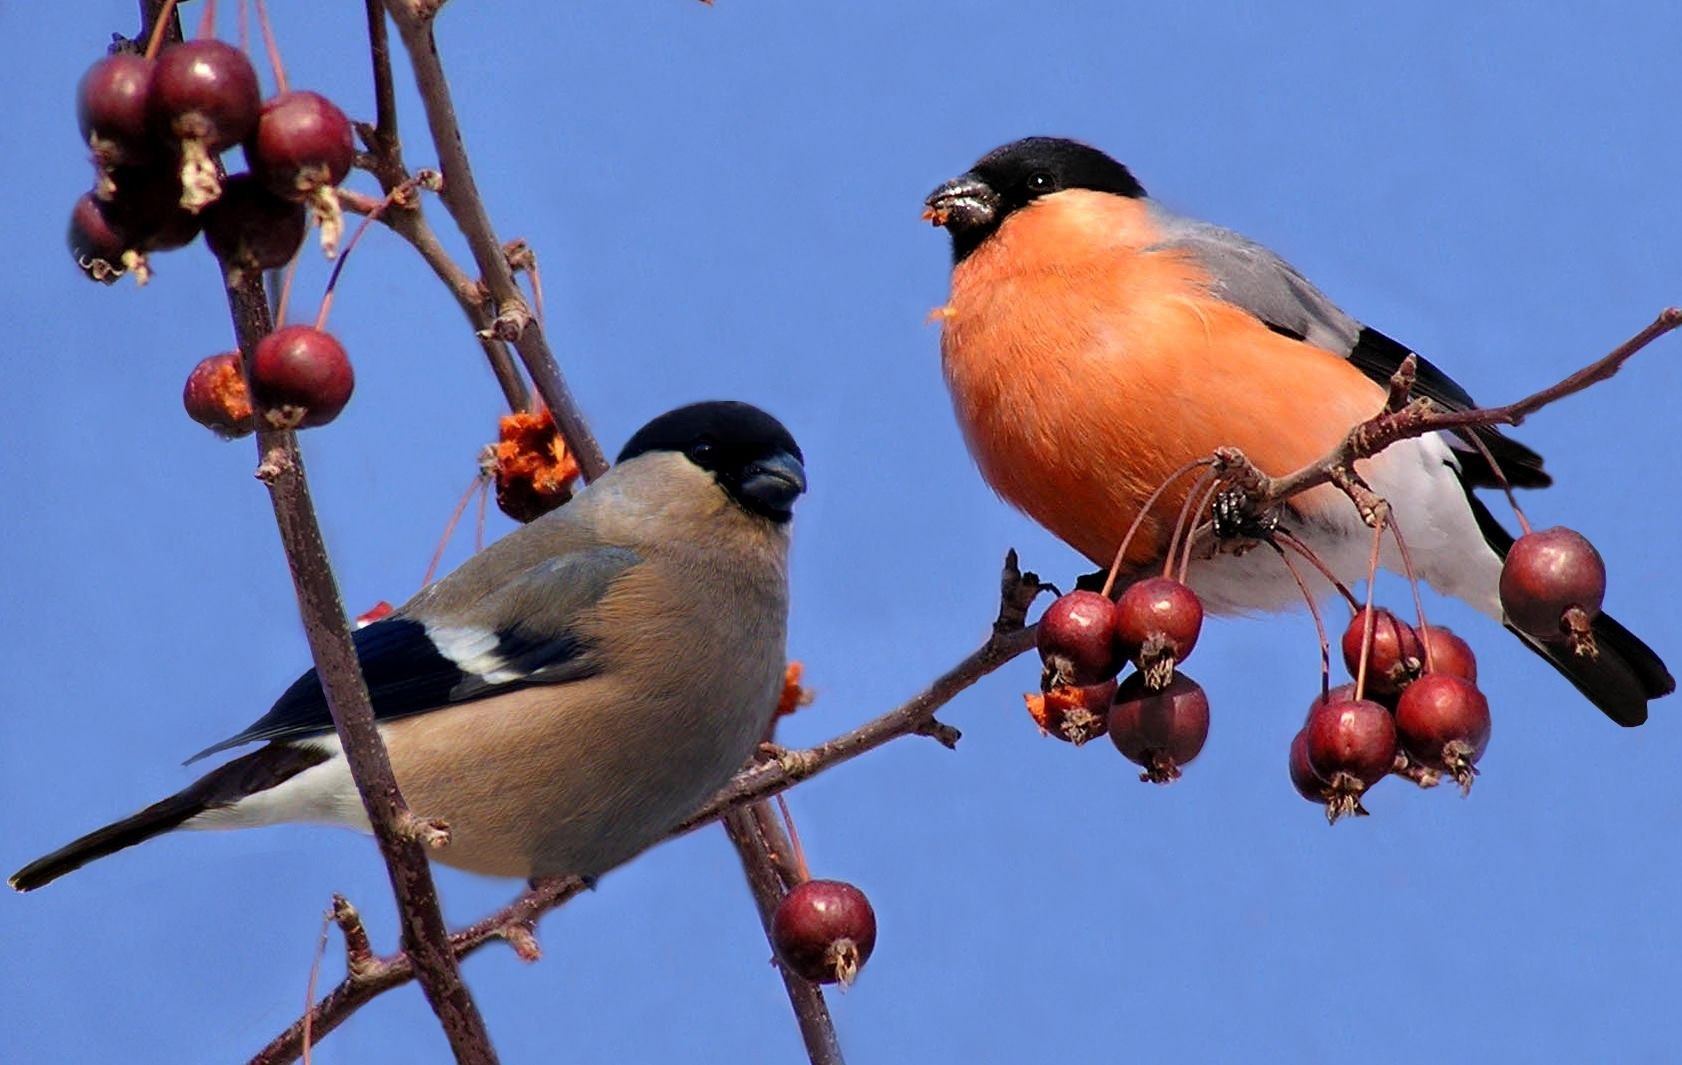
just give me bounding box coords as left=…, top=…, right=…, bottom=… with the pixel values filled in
left=939, top=190, right=1385, bottom=570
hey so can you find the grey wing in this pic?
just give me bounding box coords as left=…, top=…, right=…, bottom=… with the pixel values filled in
left=187, top=545, right=643, bottom=762
left=1147, top=213, right=1361, bottom=353
left=1148, top=210, right=1549, bottom=488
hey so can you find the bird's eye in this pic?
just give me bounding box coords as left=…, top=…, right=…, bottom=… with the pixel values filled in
left=1025, top=171, right=1057, bottom=194
left=688, top=440, right=716, bottom=464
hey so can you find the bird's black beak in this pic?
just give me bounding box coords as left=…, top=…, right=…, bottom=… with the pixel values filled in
left=739, top=450, right=807, bottom=520
left=923, top=174, right=998, bottom=230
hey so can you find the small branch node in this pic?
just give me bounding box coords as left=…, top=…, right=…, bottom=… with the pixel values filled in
left=914, top=717, right=962, bottom=749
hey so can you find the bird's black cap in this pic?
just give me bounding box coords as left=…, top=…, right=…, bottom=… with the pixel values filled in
left=619, top=401, right=807, bottom=522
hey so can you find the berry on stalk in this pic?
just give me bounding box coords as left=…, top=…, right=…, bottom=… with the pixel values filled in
left=182, top=352, right=255, bottom=438
left=1499, top=526, right=1606, bottom=657
left=147, top=40, right=262, bottom=211
left=1036, top=590, right=1123, bottom=689
left=1107, top=671, right=1210, bottom=783
left=1024, top=679, right=1116, bottom=746
left=201, top=173, right=307, bottom=286
left=1303, top=689, right=1396, bottom=823
left=770, top=880, right=877, bottom=986
left=1340, top=606, right=1421, bottom=699
left=1289, top=730, right=1326, bottom=805
left=249, top=326, right=354, bottom=429
left=68, top=190, right=131, bottom=282
left=248, top=90, right=356, bottom=256
left=78, top=53, right=157, bottom=179
left=1113, top=577, right=1203, bottom=690
left=1417, top=626, right=1478, bottom=685
left=101, top=164, right=202, bottom=253
left=1395, top=674, right=1490, bottom=795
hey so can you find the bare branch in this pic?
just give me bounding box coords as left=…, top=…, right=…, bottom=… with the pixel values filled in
left=723, top=807, right=845, bottom=1065
left=221, top=265, right=497, bottom=1062
left=381, top=0, right=608, bottom=479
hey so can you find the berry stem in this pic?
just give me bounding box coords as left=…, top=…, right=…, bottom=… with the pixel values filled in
left=1271, top=541, right=1332, bottom=699
left=1387, top=516, right=1436, bottom=674
left=273, top=251, right=301, bottom=329
left=301, top=902, right=334, bottom=1063
left=424, top=472, right=492, bottom=587
left=1176, top=474, right=1227, bottom=584
left=1099, top=457, right=1213, bottom=598
left=315, top=179, right=417, bottom=330
left=142, top=0, right=181, bottom=58
left=775, top=794, right=811, bottom=883
left=194, top=0, right=217, bottom=40
left=1273, top=530, right=1361, bottom=610
left=1464, top=431, right=1532, bottom=536
left=253, top=0, right=289, bottom=94
left=474, top=474, right=490, bottom=553
left=1162, top=467, right=1221, bottom=579
left=1352, top=518, right=1387, bottom=702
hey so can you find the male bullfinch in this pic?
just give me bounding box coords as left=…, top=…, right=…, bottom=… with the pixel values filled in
left=924, top=136, right=1671, bottom=725
left=11, top=401, right=807, bottom=891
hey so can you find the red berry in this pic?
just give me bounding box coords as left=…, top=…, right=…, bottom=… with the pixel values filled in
left=249, top=91, right=356, bottom=199
left=147, top=40, right=261, bottom=151
left=68, top=193, right=131, bottom=284
left=250, top=326, right=355, bottom=429
left=1113, top=578, right=1203, bottom=688
left=101, top=164, right=202, bottom=252
left=1499, top=527, right=1606, bottom=653
left=770, top=880, right=877, bottom=986
left=1289, top=730, right=1327, bottom=805
left=1417, top=626, right=1478, bottom=684
left=1303, top=690, right=1396, bottom=823
left=202, top=173, right=307, bottom=285
left=1107, top=671, right=1210, bottom=783
left=78, top=53, right=157, bottom=168
left=182, top=352, right=255, bottom=438
left=1339, top=607, right=1422, bottom=697
left=1036, top=591, right=1123, bottom=688
left=1024, top=680, right=1115, bottom=745
left=1395, top=674, right=1490, bottom=795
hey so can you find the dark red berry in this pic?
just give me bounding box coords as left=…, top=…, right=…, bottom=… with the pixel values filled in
left=148, top=40, right=261, bottom=151
left=201, top=173, right=307, bottom=285
left=249, top=326, right=355, bottom=429
left=101, top=164, right=201, bottom=252
left=1113, top=577, right=1204, bottom=686
left=149, top=40, right=262, bottom=211
left=182, top=352, right=255, bottom=438
left=1036, top=591, right=1123, bottom=688
left=1107, top=671, right=1210, bottom=783
left=1395, top=674, right=1490, bottom=795
left=249, top=91, right=355, bottom=199
left=78, top=53, right=157, bottom=168
left=1340, top=607, right=1422, bottom=697
left=1303, top=690, right=1396, bottom=823
left=1499, top=527, right=1606, bottom=655
left=1025, top=680, right=1116, bottom=745
left=69, top=193, right=131, bottom=284
left=1289, top=730, right=1326, bottom=805
left=770, top=880, right=877, bottom=986
left=1417, top=626, right=1478, bottom=684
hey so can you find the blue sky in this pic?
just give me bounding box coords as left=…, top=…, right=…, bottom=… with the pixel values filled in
left=5, top=2, right=1681, bottom=1062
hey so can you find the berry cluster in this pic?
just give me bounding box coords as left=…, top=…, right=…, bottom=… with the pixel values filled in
left=73, top=32, right=360, bottom=437
left=1028, top=577, right=1209, bottom=782
left=1027, top=524, right=1612, bottom=821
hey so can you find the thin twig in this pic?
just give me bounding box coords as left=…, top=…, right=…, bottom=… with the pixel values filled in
left=723, top=807, right=846, bottom=1065
left=222, top=263, right=496, bottom=1064
left=382, top=0, right=607, bottom=478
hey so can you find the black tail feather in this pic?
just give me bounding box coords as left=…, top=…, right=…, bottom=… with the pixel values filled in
left=1462, top=484, right=1673, bottom=726
left=9, top=744, right=329, bottom=892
